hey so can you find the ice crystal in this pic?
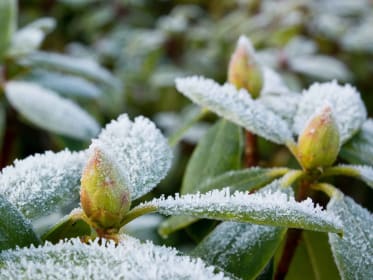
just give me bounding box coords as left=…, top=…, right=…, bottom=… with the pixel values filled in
left=5, top=81, right=100, bottom=140
left=0, top=150, right=86, bottom=220
left=143, top=187, right=342, bottom=233
left=0, top=235, right=230, bottom=280
left=328, top=193, right=373, bottom=280
left=293, top=81, right=367, bottom=143
left=175, top=76, right=293, bottom=144
left=93, top=114, right=172, bottom=200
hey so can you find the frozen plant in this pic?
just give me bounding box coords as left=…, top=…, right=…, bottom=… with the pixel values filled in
left=0, top=33, right=372, bottom=280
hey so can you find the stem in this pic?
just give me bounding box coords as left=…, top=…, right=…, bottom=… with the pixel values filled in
left=244, top=131, right=257, bottom=167
left=275, top=179, right=310, bottom=280
left=311, top=183, right=338, bottom=198
left=321, top=165, right=360, bottom=179
left=168, top=108, right=208, bottom=147
left=280, top=170, right=305, bottom=188
left=120, top=204, right=157, bottom=227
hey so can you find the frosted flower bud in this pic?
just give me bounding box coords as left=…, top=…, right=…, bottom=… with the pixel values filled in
left=228, top=35, right=263, bottom=98
left=297, top=105, right=340, bottom=170
left=80, top=146, right=131, bottom=231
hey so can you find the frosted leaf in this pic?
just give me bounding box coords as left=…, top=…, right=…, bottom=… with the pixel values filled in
left=328, top=192, right=373, bottom=280
left=0, top=150, right=86, bottom=220
left=93, top=114, right=172, bottom=200
left=341, top=119, right=373, bottom=165
left=7, top=18, right=56, bottom=57
left=141, top=186, right=342, bottom=233
left=0, top=235, right=230, bottom=280
left=5, top=81, right=100, bottom=140
left=260, top=67, right=293, bottom=96
left=0, top=194, right=40, bottom=250
left=29, top=71, right=102, bottom=99
left=293, top=81, right=367, bottom=143
left=289, top=55, right=351, bottom=81
left=176, top=76, right=293, bottom=144
left=21, top=51, right=119, bottom=87
left=194, top=222, right=286, bottom=280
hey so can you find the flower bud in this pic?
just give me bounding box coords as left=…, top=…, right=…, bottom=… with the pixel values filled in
left=297, top=105, right=340, bottom=170
left=228, top=36, right=263, bottom=98
left=80, top=146, right=131, bottom=231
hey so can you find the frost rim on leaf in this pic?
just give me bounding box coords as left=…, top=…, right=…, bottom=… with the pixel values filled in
left=143, top=186, right=342, bottom=233
left=0, top=235, right=230, bottom=280
left=293, top=80, right=367, bottom=143
left=0, top=150, right=86, bottom=220
left=175, top=76, right=293, bottom=144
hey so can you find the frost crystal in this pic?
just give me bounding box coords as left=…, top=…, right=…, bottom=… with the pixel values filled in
left=5, top=81, right=100, bottom=140
left=143, top=187, right=342, bottom=233
left=176, top=76, right=293, bottom=144
left=328, top=193, right=373, bottom=280
left=0, top=150, right=86, bottom=220
left=293, top=81, right=367, bottom=143
left=93, top=114, right=172, bottom=200
left=0, top=235, right=230, bottom=280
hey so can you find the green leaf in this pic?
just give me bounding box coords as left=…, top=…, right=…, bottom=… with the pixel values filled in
left=159, top=119, right=242, bottom=237
left=27, top=70, right=102, bottom=99
left=181, top=119, right=243, bottom=194
left=0, top=0, right=17, bottom=60
left=286, top=231, right=339, bottom=280
left=327, top=192, right=373, bottom=280
left=41, top=210, right=93, bottom=244
left=134, top=182, right=343, bottom=234
left=20, top=51, right=119, bottom=88
left=159, top=167, right=288, bottom=237
left=193, top=222, right=286, bottom=280
left=0, top=194, right=39, bottom=251
left=0, top=103, right=5, bottom=149
left=0, top=235, right=230, bottom=279
left=340, top=119, right=373, bottom=165
left=289, top=55, right=351, bottom=81
left=5, top=81, right=100, bottom=140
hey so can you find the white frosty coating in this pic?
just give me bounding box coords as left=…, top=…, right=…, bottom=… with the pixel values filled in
left=293, top=81, right=367, bottom=143
left=175, top=76, right=293, bottom=144
left=328, top=193, right=373, bottom=280
left=0, top=235, right=230, bottom=280
left=261, top=67, right=292, bottom=96
left=5, top=81, right=100, bottom=140
left=93, top=114, right=172, bottom=200
left=143, top=188, right=342, bottom=233
left=0, top=150, right=86, bottom=220
left=259, top=68, right=300, bottom=126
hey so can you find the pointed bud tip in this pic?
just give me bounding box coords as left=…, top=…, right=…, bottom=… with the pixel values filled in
left=228, top=35, right=263, bottom=98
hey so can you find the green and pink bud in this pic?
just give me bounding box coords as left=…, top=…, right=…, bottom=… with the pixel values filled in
left=228, top=36, right=263, bottom=98
left=80, top=146, right=131, bottom=231
left=297, top=105, right=340, bottom=170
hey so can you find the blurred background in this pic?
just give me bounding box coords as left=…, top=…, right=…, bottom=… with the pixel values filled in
left=1, top=0, right=372, bottom=246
